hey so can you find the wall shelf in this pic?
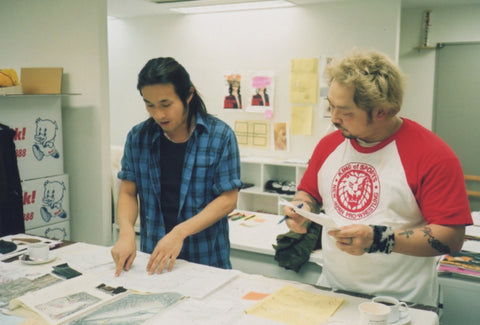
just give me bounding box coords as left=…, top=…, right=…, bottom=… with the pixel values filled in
left=238, top=157, right=308, bottom=215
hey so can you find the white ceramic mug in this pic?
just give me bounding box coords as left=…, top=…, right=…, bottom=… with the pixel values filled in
left=372, top=296, right=409, bottom=323
left=358, top=301, right=391, bottom=325
left=27, top=242, right=49, bottom=261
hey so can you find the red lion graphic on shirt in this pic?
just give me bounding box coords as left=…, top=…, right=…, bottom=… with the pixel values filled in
left=331, top=162, right=380, bottom=220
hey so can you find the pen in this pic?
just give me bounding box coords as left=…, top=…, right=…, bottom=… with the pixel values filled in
left=243, top=214, right=256, bottom=221
left=232, top=214, right=246, bottom=221
left=278, top=202, right=303, bottom=224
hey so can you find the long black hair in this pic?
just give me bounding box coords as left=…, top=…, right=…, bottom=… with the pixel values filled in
left=137, top=57, right=208, bottom=130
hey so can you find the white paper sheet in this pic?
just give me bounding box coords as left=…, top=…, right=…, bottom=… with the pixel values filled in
left=466, top=225, right=480, bottom=238
left=101, top=254, right=240, bottom=299
left=462, top=240, right=480, bottom=253
left=472, top=211, right=480, bottom=225
left=278, top=198, right=339, bottom=229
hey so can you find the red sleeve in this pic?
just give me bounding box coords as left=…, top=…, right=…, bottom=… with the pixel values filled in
left=416, top=155, right=472, bottom=225
left=397, top=120, right=472, bottom=225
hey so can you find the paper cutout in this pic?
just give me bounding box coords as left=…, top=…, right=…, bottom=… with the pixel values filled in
left=264, top=108, right=274, bottom=119
left=242, top=291, right=270, bottom=301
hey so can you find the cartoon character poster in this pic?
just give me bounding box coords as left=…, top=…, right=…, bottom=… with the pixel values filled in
left=246, top=71, right=274, bottom=115
left=223, top=74, right=243, bottom=109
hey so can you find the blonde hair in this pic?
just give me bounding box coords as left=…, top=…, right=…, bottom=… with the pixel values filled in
left=325, top=49, right=406, bottom=115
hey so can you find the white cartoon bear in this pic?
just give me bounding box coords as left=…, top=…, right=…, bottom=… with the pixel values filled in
left=32, top=118, right=60, bottom=160
left=40, top=180, right=67, bottom=223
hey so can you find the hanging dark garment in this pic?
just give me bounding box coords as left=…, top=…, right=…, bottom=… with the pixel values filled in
left=0, top=123, right=25, bottom=236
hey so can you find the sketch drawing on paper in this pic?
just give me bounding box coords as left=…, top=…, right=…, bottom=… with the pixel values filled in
left=35, top=292, right=100, bottom=321
left=69, top=292, right=183, bottom=324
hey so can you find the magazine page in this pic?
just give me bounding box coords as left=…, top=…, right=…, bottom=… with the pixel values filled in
left=8, top=274, right=128, bottom=324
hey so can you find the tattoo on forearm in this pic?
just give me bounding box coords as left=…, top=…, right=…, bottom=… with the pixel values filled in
left=398, top=230, right=414, bottom=238
left=422, top=226, right=451, bottom=254
left=397, top=227, right=451, bottom=254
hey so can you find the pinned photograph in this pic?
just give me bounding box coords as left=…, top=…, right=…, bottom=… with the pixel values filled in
left=223, top=74, right=243, bottom=109
left=247, top=72, right=274, bottom=113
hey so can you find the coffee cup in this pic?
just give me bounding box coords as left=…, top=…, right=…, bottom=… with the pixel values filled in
left=358, top=301, right=391, bottom=325
left=27, top=242, right=49, bottom=261
left=372, top=296, right=408, bottom=323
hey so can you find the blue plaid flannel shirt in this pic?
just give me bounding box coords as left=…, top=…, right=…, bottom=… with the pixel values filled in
left=118, top=113, right=242, bottom=268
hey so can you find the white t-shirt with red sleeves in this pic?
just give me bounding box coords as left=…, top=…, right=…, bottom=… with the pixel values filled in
left=298, top=118, right=472, bottom=306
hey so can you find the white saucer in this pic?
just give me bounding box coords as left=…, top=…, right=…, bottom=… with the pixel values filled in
left=20, top=253, right=57, bottom=265
left=389, top=312, right=411, bottom=325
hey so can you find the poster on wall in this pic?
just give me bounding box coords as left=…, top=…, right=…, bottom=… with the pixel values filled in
left=273, top=122, right=288, bottom=151
left=246, top=71, right=274, bottom=116
left=223, top=73, right=243, bottom=109
left=234, top=120, right=270, bottom=149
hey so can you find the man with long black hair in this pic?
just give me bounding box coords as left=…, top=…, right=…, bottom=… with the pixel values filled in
left=111, top=58, right=242, bottom=276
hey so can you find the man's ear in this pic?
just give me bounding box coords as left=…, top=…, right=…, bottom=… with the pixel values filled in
left=374, top=107, right=388, bottom=119
left=187, top=87, right=194, bottom=104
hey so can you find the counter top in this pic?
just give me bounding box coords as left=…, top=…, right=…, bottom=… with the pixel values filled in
left=228, top=211, right=324, bottom=265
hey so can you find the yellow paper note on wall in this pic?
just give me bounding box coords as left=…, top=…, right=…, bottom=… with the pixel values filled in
left=290, top=58, right=319, bottom=104
left=290, top=105, right=313, bottom=135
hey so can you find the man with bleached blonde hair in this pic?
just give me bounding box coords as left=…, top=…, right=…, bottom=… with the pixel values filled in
left=284, top=49, right=472, bottom=306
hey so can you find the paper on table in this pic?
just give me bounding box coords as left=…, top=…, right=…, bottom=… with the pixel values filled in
left=461, top=240, right=480, bottom=253
left=9, top=274, right=127, bottom=325
left=245, top=285, right=344, bottom=325
left=466, top=225, right=480, bottom=239
left=472, top=211, right=480, bottom=225
left=102, top=254, right=240, bottom=299
left=279, top=198, right=338, bottom=229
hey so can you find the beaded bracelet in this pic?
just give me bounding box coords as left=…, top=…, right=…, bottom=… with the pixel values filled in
left=368, top=225, right=395, bottom=254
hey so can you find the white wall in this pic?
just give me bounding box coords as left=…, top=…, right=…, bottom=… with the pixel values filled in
left=109, top=0, right=401, bottom=161
left=0, top=0, right=112, bottom=245
left=399, top=4, right=480, bottom=129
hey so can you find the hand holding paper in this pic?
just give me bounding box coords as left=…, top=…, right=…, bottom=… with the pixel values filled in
left=278, top=198, right=338, bottom=230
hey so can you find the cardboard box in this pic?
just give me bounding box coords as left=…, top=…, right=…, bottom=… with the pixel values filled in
left=22, top=174, right=69, bottom=230
left=21, top=67, right=63, bottom=94
left=26, top=220, right=70, bottom=241
left=0, top=95, right=63, bottom=180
